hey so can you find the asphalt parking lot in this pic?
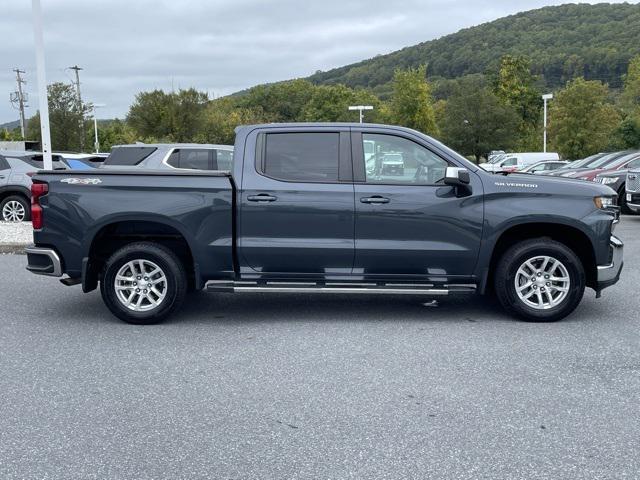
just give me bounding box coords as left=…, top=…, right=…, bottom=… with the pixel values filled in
left=1, top=217, right=639, bottom=479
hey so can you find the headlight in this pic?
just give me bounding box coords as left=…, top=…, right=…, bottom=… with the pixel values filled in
left=594, top=196, right=616, bottom=209
left=597, top=177, right=617, bottom=185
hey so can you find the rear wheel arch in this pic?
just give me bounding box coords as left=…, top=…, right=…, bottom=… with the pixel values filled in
left=84, top=219, right=197, bottom=292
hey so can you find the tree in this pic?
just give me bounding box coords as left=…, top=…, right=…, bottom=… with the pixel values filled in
left=389, top=65, right=439, bottom=135
left=25, top=82, right=92, bottom=151
left=127, top=88, right=209, bottom=142
left=620, top=55, right=640, bottom=115
left=301, top=84, right=383, bottom=122
left=92, top=119, right=139, bottom=152
left=549, top=78, right=621, bottom=159
left=236, top=79, right=316, bottom=122
left=197, top=97, right=266, bottom=145
left=493, top=55, right=542, bottom=150
left=440, top=77, right=519, bottom=162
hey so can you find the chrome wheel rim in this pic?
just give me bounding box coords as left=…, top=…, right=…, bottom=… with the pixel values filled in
left=2, top=200, right=26, bottom=222
left=515, top=256, right=570, bottom=310
left=114, top=259, right=167, bottom=312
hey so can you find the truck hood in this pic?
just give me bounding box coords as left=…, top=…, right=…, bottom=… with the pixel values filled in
left=489, top=172, right=617, bottom=197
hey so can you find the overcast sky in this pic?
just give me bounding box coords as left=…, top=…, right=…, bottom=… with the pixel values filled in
left=0, top=0, right=635, bottom=123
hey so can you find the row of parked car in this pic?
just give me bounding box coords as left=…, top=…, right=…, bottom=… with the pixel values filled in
left=480, top=150, right=640, bottom=214
left=0, top=144, right=234, bottom=222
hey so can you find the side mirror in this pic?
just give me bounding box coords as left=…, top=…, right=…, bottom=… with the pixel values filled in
left=444, top=167, right=470, bottom=187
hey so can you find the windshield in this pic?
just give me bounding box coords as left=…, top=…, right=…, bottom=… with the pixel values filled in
left=589, top=152, right=631, bottom=169
left=567, top=153, right=607, bottom=169
left=607, top=152, right=640, bottom=169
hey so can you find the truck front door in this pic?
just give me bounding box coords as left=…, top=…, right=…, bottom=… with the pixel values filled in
left=239, top=128, right=354, bottom=275
left=352, top=130, right=483, bottom=280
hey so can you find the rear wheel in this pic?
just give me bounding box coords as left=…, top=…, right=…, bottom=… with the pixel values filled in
left=100, top=242, right=187, bottom=324
left=494, top=239, right=585, bottom=322
left=1, top=195, right=30, bottom=222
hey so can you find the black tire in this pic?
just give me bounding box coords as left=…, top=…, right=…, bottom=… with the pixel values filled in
left=1, top=195, right=31, bottom=222
left=100, top=242, right=187, bottom=325
left=494, top=238, right=585, bottom=322
left=618, top=187, right=633, bottom=215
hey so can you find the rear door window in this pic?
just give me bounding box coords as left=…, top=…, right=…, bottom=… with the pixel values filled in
left=0, top=155, right=9, bottom=170
left=261, top=132, right=340, bottom=182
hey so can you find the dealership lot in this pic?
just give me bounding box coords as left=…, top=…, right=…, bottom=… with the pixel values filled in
left=0, top=218, right=639, bottom=479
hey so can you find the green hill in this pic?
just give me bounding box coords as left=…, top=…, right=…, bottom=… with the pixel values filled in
left=307, top=3, right=640, bottom=94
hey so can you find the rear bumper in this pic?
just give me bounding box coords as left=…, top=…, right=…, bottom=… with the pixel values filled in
left=596, top=235, right=623, bottom=291
left=25, top=246, right=63, bottom=277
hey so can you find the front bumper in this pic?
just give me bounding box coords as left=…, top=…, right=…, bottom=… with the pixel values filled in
left=25, top=246, right=63, bottom=277
left=596, top=235, right=623, bottom=291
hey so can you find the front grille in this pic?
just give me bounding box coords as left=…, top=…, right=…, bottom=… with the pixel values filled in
left=627, top=172, right=640, bottom=192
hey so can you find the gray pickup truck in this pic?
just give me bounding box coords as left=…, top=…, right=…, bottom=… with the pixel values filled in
left=25, top=123, right=623, bottom=324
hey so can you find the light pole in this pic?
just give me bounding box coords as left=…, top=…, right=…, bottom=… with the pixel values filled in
left=542, top=93, right=553, bottom=153
left=31, top=0, right=53, bottom=170
left=348, top=105, right=373, bottom=123
left=92, top=103, right=106, bottom=153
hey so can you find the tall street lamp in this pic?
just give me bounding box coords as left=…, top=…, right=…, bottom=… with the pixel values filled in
left=542, top=93, right=553, bottom=153
left=32, top=0, right=53, bottom=170
left=348, top=105, right=373, bottom=123
left=92, top=103, right=106, bottom=153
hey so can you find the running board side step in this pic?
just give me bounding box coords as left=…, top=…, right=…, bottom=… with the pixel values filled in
left=205, top=281, right=476, bottom=295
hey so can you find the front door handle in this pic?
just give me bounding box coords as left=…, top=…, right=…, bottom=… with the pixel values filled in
left=247, top=194, right=277, bottom=202
left=360, top=196, right=390, bottom=204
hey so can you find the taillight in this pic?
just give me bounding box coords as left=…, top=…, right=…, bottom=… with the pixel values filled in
left=31, top=182, right=48, bottom=230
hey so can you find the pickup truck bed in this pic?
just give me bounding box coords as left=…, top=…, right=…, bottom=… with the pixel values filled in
left=26, top=123, right=623, bottom=324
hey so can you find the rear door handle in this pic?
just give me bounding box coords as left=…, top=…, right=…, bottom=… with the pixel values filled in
left=247, top=194, right=277, bottom=202
left=360, top=196, right=390, bottom=204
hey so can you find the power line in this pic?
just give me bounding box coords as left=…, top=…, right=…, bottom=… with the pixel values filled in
left=68, top=65, right=85, bottom=151
left=10, top=68, right=28, bottom=138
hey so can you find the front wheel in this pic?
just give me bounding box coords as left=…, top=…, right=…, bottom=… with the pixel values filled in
left=100, top=242, right=187, bottom=324
left=494, top=239, right=585, bottom=322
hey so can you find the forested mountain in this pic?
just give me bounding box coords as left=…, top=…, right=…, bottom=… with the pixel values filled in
left=307, top=3, right=640, bottom=95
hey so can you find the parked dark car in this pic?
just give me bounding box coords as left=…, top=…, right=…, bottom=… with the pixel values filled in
left=540, top=152, right=609, bottom=176
left=595, top=154, right=640, bottom=213
left=26, top=123, right=622, bottom=325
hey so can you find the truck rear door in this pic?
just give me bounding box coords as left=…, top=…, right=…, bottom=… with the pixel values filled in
left=351, top=128, right=483, bottom=279
left=238, top=127, right=354, bottom=274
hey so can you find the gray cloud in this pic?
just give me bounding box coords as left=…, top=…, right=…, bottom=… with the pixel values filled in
left=0, top=0, right=634, bottom=122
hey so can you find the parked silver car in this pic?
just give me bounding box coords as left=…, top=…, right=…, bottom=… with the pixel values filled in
left=101, top=143, right=233, bottom=171
left=0, top=151, right=67, bottom=222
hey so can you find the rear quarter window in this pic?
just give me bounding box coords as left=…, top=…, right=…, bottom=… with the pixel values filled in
left=104, top=147, right=157, bottom=166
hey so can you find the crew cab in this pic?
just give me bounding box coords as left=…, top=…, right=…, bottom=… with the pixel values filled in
left=25, top=123, right=623, bottom=324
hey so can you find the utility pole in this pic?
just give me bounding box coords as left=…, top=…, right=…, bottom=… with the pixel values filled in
left=69, top=65, right=85, bottom=151
left=10, top=69, right=28, bottom=138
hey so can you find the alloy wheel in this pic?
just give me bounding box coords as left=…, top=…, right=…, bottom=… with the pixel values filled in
left=514, top=255, right=571, bottom=310
left=114, top=259, right=168, bottom=312
left=2, top=200, right=26, bottom=222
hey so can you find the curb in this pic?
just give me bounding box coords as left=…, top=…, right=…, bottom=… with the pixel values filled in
left=0, top=243, right=28, bottom=255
